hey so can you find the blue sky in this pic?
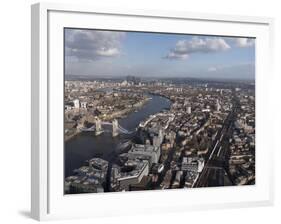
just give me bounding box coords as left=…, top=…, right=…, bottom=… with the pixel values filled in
left=65, top=28, right=255, bottom=80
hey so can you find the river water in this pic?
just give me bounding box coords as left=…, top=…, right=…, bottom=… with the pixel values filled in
left=64, top=94, right=171, bottom=177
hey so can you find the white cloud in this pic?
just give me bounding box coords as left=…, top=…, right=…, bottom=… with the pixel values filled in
left=95, top=48, right=120, bottom=57
left=165, top=36, right=231, bottom=60
left=165, top=51, right=189, bottom=60
left=234, top=38, right=255, bottom=48
left=208, top=67, right=218, bottom=72
left=65, top=29, right=125, bottom=61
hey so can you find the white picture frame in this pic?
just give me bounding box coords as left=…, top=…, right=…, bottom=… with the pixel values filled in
left=31, top=2, right=274, bottom=221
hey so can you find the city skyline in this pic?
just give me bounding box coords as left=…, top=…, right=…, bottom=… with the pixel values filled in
left=64, top=78, right=255, bottom=193
left=65, top=28, right=255, bottom=80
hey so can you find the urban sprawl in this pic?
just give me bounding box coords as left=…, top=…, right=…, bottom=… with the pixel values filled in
left=64, top=76, right=255, bottom=194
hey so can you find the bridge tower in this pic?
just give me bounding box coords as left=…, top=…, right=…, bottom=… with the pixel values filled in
left=112, top=119, right=119, bottom=137
left=95, top=118, right=103, bottom=136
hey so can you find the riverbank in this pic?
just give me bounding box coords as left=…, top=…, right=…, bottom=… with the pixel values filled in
left=65, top=129, right=81, bottom=142
left=102, top=96, right=150, bottom=121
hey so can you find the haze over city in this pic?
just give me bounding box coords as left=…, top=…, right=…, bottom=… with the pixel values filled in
left=65, top=28, right=255, bottom=80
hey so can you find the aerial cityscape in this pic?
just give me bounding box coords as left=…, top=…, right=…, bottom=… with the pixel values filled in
left=64, top=28, right=255, bottom=194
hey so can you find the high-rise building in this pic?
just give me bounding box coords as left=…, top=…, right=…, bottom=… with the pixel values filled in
left=158, top=128, right=164, bottom=144
left=216, top=99, right=221, bottom=112
left=126, top=75, right=140, bottom=85
left=153, top=128, right=164, bottom=147
left=187, top=106, right=192, bottom=114
left=73, top=99, right=80, bottom=109
left=153, top=136, right=159, bottom=147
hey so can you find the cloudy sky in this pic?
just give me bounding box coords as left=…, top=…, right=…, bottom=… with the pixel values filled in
left=65, top=28, right=255, bottom=80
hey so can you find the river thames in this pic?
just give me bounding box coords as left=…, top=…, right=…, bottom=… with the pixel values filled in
left=64, top=94, right=171, bottom=177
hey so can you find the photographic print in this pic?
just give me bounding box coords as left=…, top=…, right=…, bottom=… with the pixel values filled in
left=64, top=28, right=255, bottom=194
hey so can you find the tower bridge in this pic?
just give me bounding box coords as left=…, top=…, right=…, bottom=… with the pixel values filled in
left=80, top=118, right=134, bottom=137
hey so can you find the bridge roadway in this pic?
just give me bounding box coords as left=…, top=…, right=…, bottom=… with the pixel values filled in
left=80, top=122, right=134, bottom=134
left=193, top=98, right=238, bottom=188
